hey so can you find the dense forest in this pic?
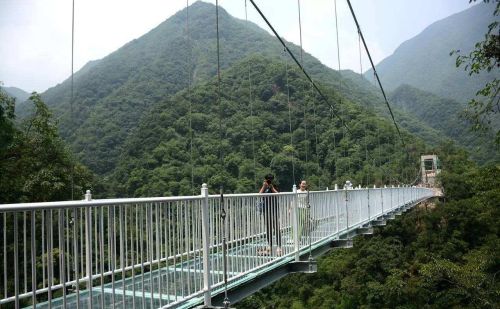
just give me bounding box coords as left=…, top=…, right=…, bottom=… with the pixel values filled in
left=107, top=55, right=425, bottom=197
left=0, top=89, right=92, bottom=203
left=239, top=144, right=499, bottom=308
left=390, top=84, right=498, bottom=163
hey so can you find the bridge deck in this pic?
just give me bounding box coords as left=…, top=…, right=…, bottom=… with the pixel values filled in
left=0, top=187, right=433, bottom=309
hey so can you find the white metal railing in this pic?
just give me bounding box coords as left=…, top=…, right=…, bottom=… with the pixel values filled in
left=0, top=185, right=433, bottom=308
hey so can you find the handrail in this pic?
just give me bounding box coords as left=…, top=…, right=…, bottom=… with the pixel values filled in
left=0, top=185, right=433, bottom=308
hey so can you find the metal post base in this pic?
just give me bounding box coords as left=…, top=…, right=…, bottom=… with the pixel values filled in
left=357, top=226, right=373, bottom=235
left=385, top=213, right=396, bottom=220
left=194, top=305, right=236, bottom=309
left=371, top=219, right=386, bottom=226
left=332, top=239, right=353, bottom=248
left=289, top=260, right=318, bottom=273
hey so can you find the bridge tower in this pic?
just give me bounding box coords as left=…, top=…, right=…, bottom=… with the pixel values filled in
left=420, top=154, right=441, bottom=188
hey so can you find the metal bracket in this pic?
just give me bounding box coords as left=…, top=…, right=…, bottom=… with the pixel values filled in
left=371, top=219, right=386, bottom=226
left=357, top=226, right=373, bottom=235
left=332, top=239, right=353, bottom=248
left=289, top=259, right=318, bottom=273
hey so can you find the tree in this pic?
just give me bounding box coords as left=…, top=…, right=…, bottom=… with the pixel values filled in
left=0, top=83, right=16, bottom=155
left=453, top=0, right=500, bottom=144
left=0, top=90, right=93, bottom=203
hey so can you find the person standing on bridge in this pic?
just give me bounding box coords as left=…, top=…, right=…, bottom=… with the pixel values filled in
left=295, top=180, right=310, bottom=242
left=258, top=174, right=282, bottom=256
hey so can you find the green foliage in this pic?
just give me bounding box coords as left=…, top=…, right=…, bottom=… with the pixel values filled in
left=239, top=144, right=500, bottom=308
left=0, top=86, right=16, bottom=155
left=0, top=90, right=93, bottom=203
left=453, top=0, right=500, bottom=144
left=390, top=84, right=499, bottom=163
left=107, top=55, right=425, bottom=197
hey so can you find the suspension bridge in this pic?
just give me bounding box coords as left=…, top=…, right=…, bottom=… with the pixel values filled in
left=0, top=0, right=441, bottom=307
left=0, top=185, right=434, bottom=308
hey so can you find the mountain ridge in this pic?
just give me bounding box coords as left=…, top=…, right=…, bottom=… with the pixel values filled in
left=366, top=2, right=498, bottom=103
left=1, top=86, right=30, bottom=103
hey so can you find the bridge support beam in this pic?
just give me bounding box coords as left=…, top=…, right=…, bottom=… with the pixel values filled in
left=210, top=259, right=317, bottom=307
left=332, top=239, right=353, bottom=248
left=371, top=219, right=387, bottom=226
left=357, top=226, right=373, bottom=235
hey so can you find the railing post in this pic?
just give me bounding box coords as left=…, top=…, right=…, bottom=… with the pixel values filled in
left=381, top=185, right=385, bottom=215
left=201, top=183, right=212, bottom=307
left=344, top=187, right=349, bottom=229
left=391, top=185, right=394, bottom=210
left=84, top=190, right=93, bottom=309
left=397, top=185, right=401, bottom=207
left=85, top=189, right=92, bottom=201
left=292, top=185, right=299, bottom=261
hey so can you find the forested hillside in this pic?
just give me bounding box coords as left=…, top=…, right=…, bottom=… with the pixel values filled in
left=15, top=2, right=308, bottom=175
left=239, top=143, right=500, bottom=308
left=1, top=86, right=29, bottom=103
left=390, top=84, right=498, bottom=163
left=0, top=89, right=92, bottom=203
left=365, top=2, right=498, bottom=103
left=14, top=2, right=450, bottom=178
left=107, top=55, right=426, bottom=197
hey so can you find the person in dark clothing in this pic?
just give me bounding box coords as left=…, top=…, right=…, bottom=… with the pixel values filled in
left=258, top=174, right=282, bottom=256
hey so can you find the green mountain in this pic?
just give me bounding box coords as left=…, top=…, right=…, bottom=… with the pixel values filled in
left=17, top=1, right=344, bottom=175
left=365, top=3, right=498, bottom=103
left=15, top=1, right=485, bottom=186
left=109, top=55, right=426, bottom=197
left=390, top=84, right=499, bottom=163
left=1, top=86, right=30, bottom=103
left=17, top=1, right=423, bottom=177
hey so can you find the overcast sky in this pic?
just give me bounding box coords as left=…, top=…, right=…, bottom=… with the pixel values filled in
left=0, top=0, right=474, bottom=93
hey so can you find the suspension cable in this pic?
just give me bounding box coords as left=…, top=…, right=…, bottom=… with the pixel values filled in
left=311, top=82, right=321, bottom=189
left=377, top=125, right=383, bottom=185
left=215, top=2, right=229, bottom=308
left=186, top=0, right=195, bottom=195
left=248, top=0, right=351, bottom=134
left=304, top=92, right=309, bottom=180
left=300, top=0, right=313, bottom=253
left=364, top=123, right=369, bottom=186
left=70, top=0, right=75, bottom=200
left=216, top=1, right=223, bottom=169
left=297, top=0, right=304, bottom=65
left=334, top=0, right=341, bottom=88
left=333, top=0, right=341, bottom=183
left=358, top=31, right=363, bottom=78
left=342, top=105, right=350, bottom=179
left=298, top=0, right=309, bottom=181
left=245, top=0, right=258, bottom=190
left=284, top=50, right=296, bottom=185
left=346, top=0, right=404, bottom=148
left=331, top=108, right=338, bottom=182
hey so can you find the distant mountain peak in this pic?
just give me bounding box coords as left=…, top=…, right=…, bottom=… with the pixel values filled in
left=1, top=86, right=30, bottom=103
left=366, top=2, right=498, bottom=103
